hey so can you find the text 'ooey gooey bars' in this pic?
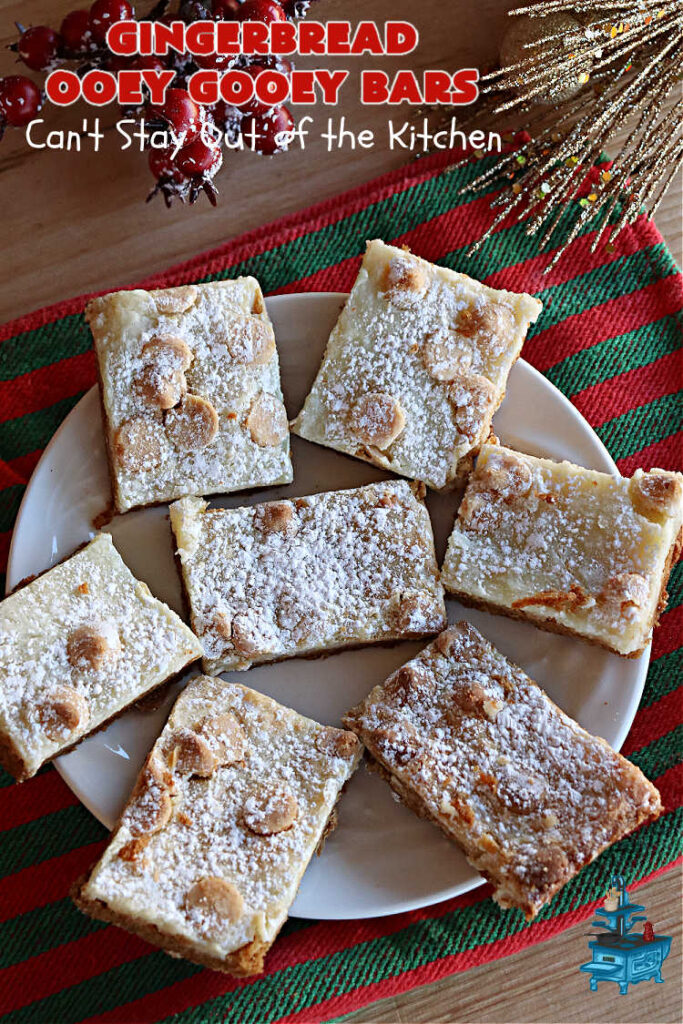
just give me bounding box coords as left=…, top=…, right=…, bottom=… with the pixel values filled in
left=292, top=239, right=542, bottom=490
left=344, top=623, right=662, bottom=920
left=87, top=280, right=293, bottom=513
left=441, top=444, right=683, bottom=657
left=74, top=676, right=362, bottom=976
left=170, top=480, right=447, bottom=673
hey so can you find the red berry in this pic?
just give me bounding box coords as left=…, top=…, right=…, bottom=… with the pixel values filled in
left=212, top=99, right=242, bottom=126
left=18, top=26, right=63, bottom=71
left=211, top=100, right=242, bottom=143
left=130, top=55, right=167, bottom=73
left=89, top=0, right=134, bottom=45
left=105, top=51, right=132, bottom=72
left=242, top=104, right=293, bottom=154
left=60, top=10, right=93, bottom=52
left=195, top=49, right=235, bottom=71
left=176, top=136, right=223, bottom=177
left=150, top=88, right=202, bottom=140
left=240, top=65, right=276, bottom=114
left=149, top=146, right=187, bottom=183
left=212, top=0, right=241, bottom=17
left=237, top=0, right=286, bottom=23
left=0, top=75, right=43, bottom=126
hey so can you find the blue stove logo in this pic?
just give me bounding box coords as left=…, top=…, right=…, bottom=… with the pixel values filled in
left=580, top=875, right=672, bottom=995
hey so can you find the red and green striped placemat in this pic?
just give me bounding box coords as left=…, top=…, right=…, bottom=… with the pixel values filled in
left=0, top=149, right=681, bottom=1024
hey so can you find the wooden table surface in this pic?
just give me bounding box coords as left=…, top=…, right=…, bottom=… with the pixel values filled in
left=1, top=2, right=681, bottom=1022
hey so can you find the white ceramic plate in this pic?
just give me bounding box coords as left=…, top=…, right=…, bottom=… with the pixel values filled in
left=7, top=292, right=649, bottom=920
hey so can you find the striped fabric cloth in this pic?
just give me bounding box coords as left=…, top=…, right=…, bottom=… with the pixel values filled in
left=0, top=150, right=681, bottom=1024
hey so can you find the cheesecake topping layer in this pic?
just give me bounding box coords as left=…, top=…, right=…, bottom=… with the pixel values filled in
left=292, top=240, right=542, bottom=490
left=170, top=480, right=446, bottom=673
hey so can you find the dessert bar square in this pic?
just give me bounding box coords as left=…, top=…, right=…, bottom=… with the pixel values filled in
left=343, top=623, right=662, bottom=919
left=0, top=534, right=202, bottom=781
left=169, top=480, right=447, bottom=673
left=87, top=280, right=293, bottom=513
left=291, top=240, right=542, bottom=490
left=441, top=444, right=683, bottom=657
left=74, top=675, right=362, bottom=976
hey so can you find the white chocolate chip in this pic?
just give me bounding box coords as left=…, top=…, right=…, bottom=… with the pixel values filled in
left=224, top=317, right=276, bottom=366
left=449, top=373, right=499, bottom=442
left=242, top=787, right=298, bottom=835
left=482, top=697, right=503, bottom=721
left=478, top=449, right=533, bottom=501
left=184, top=876, right=244, bottom=932
left=165, top=395, right=219, bottom=450
left=126, top=756, right=174, bottom=837
left=457, top=301, right=515, bottom=341
left=629, top=470, right=683, bottom=522
left=200, top=712, right=247, bottom=765
left=231, top=613, right=271, bottom=658
left=349, top=392, right=406, bottom=450
left=421, top=332, right=473, bottom=382
left=165, top=728, right=217, bottom=777
left=389, top=589, right=444, bottom=634
left=136, top=365, right=187, bottom=410
left=67, top=622, right=121, bottom=670
left=114, top=416, right=163, bottom=471
left=314, top=727, right=359, bottom=760
left=382, top=257, right=427, bottom=307
left=152, top=285, right=198, bottom=315
left=37, top=685, right=89, bottom=741
left=141, top=335, right=193, bottom=371
left=254, top=501, right=298, bottom=537
left=600, top=572, right=650, bottom=618
left=246, top=394, right=288, bottom=447
left=135, top=335, right=194, bottom=410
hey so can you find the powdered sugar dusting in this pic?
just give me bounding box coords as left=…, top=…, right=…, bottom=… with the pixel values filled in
left=292, top=240, right=542, bottom=490
left=88, top=280, right=293, bottom=512
left=84, top=677, right=361, bottom=958
left=442, top=444, right=683, bottom=655
left=344, top=623, right=661, bottom=915
left=0, top=535, right=201, bottom=777
left=170, top=481, right=446, bottom=674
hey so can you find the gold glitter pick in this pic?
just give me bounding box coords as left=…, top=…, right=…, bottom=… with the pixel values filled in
left=420, top=1, right=682, bottom=271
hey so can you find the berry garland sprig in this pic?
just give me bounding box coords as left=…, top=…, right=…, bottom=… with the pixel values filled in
left=1, top=0, right=319, bottom=206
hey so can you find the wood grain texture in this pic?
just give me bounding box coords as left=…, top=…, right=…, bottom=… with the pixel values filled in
left=0, top=4, right=680, bottom=1022
left=1, top=0, right=678, bottom=325
left=343, top=869, right=683, bottom=1024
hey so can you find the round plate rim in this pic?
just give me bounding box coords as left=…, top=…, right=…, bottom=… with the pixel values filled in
left=5, top=291, right=649, bottom=919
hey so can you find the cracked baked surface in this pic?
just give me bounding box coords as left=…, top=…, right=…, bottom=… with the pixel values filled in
left=343, top=623, right=662, bottom=920
left=0, top=534, right=202, bottom=781
left=87, top=281, right=293, bottom=513
left=169, top=480, right=447, bottom=674
left=291, top=240, right=542, bottom=490
left=74, top=675, right=362, bottom=976
left=441, top=444, right=683, bottom=657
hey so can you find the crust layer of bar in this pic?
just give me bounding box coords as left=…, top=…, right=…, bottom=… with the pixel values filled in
left=0, top=534, right=202, bottom=781
left=344, top=623, right=662, bottom=919
left=87, top=281, right=293, bottom=513
left=292, top=240, right=542, bottom=490
left=74, top=676, right=362, bottom=975
left=169, top=480, right=447, bottom=673
left=441, top=444, right=683, bottom=657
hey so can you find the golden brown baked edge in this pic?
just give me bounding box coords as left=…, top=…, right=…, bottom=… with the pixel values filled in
left=71, top=874, right=270, bottom=976
left=442, top=519, right=683, bottom=660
